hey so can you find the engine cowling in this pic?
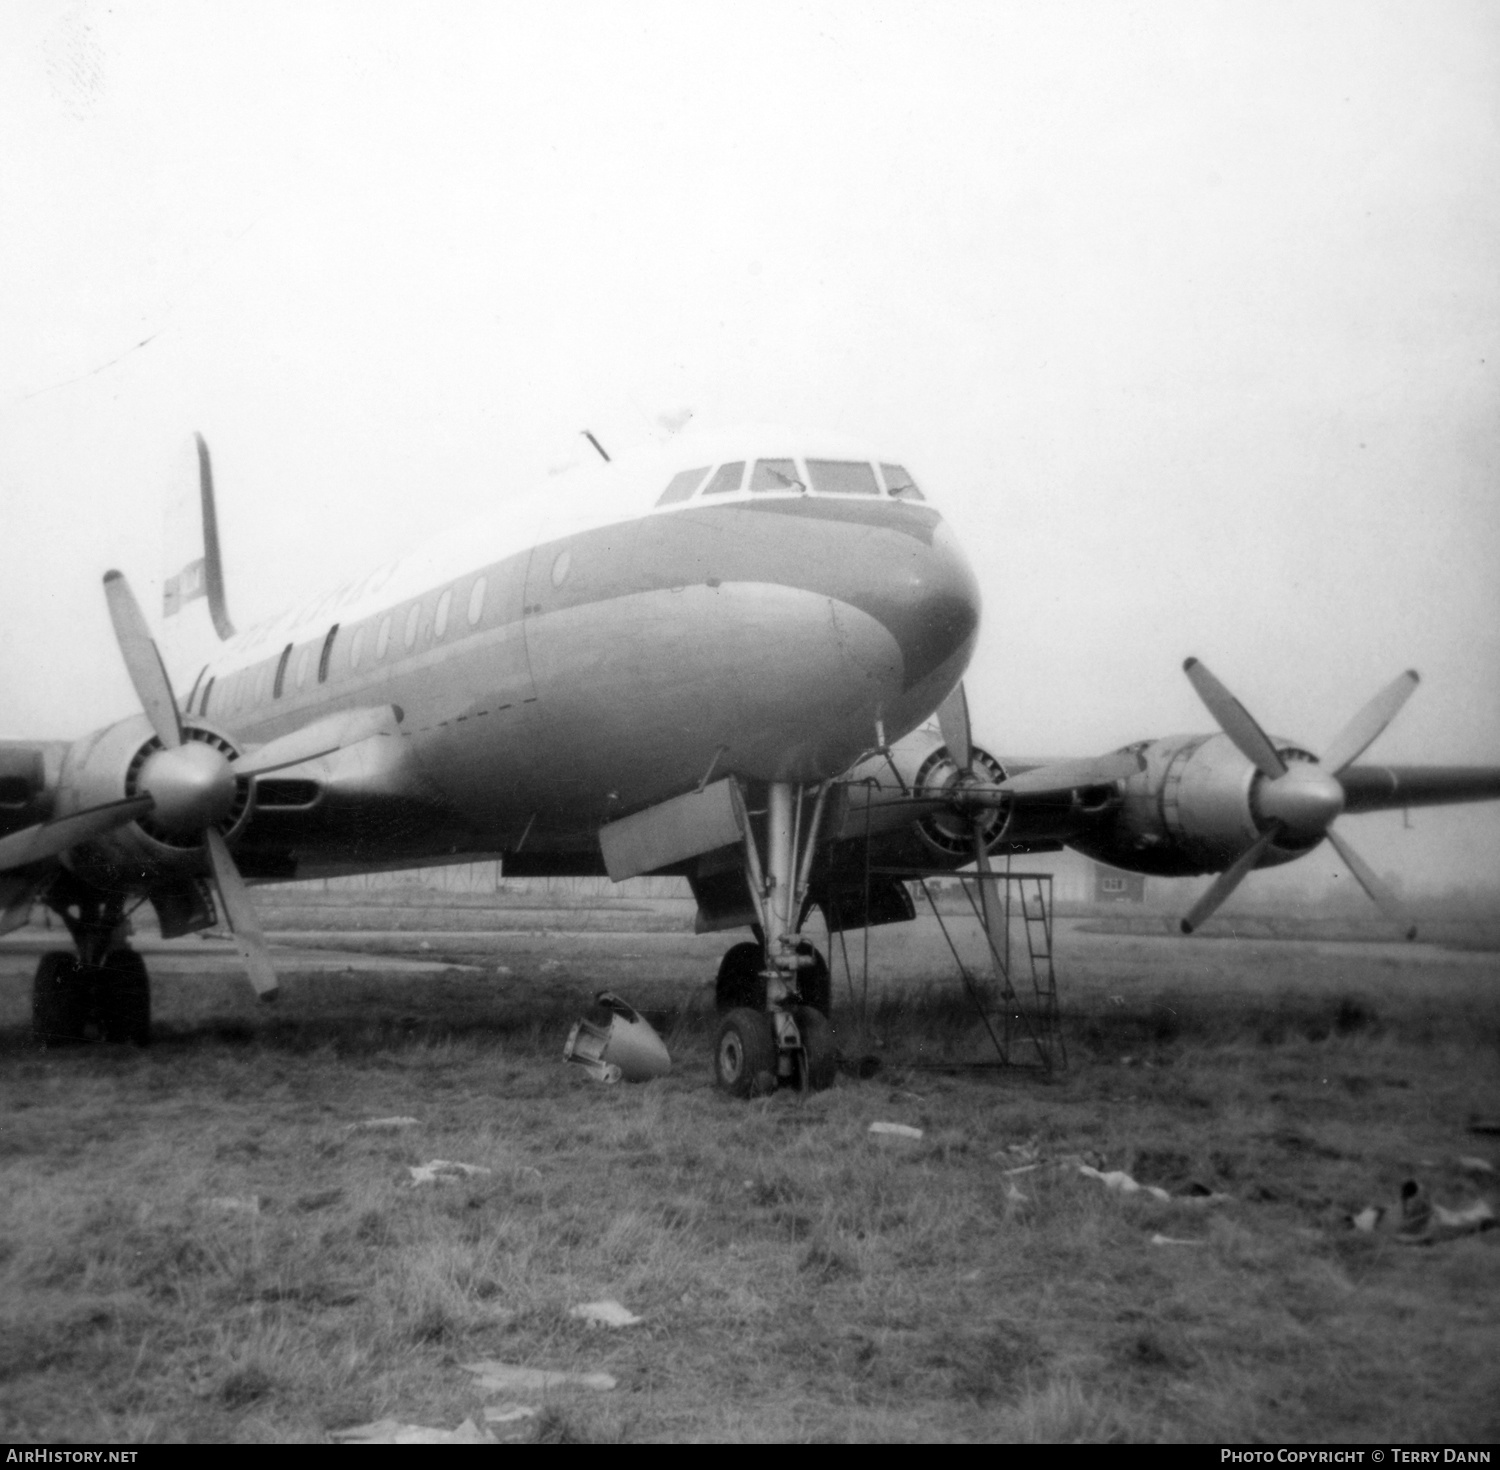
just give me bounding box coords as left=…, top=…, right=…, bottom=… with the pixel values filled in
left=1069, top=731, right=1323, bottom=877
left=54, top=713, right=253, bottom=890
left=829, top=726, right=1012, bottom=867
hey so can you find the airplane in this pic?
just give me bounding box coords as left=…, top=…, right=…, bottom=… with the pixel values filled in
left=2, top=426, right=1498, bottom=1095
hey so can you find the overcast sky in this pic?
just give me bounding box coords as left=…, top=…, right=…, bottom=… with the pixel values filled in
left=1, top=1, right=1496, bottom=894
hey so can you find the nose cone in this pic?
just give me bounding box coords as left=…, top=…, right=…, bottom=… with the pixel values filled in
left=1257, top=763, right=1346, bottom=841
left=139, top=740, right=236, bottom=835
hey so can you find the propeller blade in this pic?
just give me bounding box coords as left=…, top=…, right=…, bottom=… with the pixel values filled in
left=998, top=749, right=1146, bottom=796
left=1326, top=826, right=1417, bottom=940
left=972, top=827, right=1006, bottom=979
left=1180, top=826, right=1280, bottom=934
left=235, top=705, right=403, bottom=777
left=1183, top=658, right=1285, bottom=780
left=0, top=796, right=153, bottom=873
left=205, top=827, right=279, bottom=999
left=104, top=570, right=182, bottom=749
left=1321, top=670, right=1420, bottom=774
left=936, top=682, right=972, bottom=773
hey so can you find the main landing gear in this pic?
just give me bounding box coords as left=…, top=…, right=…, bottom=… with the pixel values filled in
left=31, top=883, right=151, bottom=1048
left=711, top=779, right=838, bottom=1097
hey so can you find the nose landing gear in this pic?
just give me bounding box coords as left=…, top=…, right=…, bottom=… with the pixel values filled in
left=712, top=779, right=838, bottom=1096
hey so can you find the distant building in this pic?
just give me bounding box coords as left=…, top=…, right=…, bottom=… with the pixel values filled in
left=1093, top=864, right=1146, bottom=903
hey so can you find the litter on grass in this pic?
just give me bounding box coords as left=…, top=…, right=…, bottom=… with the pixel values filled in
left=462, top=1361, right=618, bottom=1393
left=334, top=1417, right=494, bottom=1444
left=1347, top=1179, right=1496, bottom=1243
left=203, top=1195, right=264, bottom=1215
left=564, top=992, right=670, bottom=1084
left=347, top=1116, right=420, bottom=1133
left=869, top=1121, right=924, bottom=1141
left=1077, top=1164, right=1230, bottom=1205
left=408, top=1159, right=493, bottom=1186
left=570, top=1299, right=643, bottom=1328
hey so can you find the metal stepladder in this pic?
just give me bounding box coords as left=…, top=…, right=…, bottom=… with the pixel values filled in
left=869, top=862, right=1067, bottom=1072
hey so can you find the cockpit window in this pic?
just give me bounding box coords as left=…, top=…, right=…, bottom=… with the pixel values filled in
left=701, top=461, right=746, bottom=495
left=750, top=458, right=803, bottom=493
left=656, top=467, right=709, bottom=506
left=880, top=463, right=925, bottom=500
left=805, top=459, right=879, bottom=496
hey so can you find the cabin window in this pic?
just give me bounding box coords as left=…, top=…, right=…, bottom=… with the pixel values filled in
left=201, top=676, right=215, bottom=715
left=880, top=463, right=924, bottom=500
left=404, top=603, right=421, bottom=650
left=273, top=645, right=293, bottom=699
left=806, top=460, right=879, bottom=496
left=701, top=461, right=746, bottom=495
left=468, top=575, right=487, bottom=626
left=350, top=624, right=366, bottom=670
left=655, top=467, right=709, bottom=506
left=376, top=615, right=392, bottom=660
left=318, top=624, right=339, bottom=682
left=750, top=458, right=802, bottom=493
left=295, top=644, right=314, bottom=690
left=434, top=590, right=452, bottom=639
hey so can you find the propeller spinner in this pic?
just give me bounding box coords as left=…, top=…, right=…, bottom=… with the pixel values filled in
left=1180, top=658, right=1419, bottom=938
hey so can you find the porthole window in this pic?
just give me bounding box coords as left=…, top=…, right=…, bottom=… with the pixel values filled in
left=551, top=550, right=571, bottom=587
left=434, top=589, right=452, bottom=639
left=295, top=645, right=313, bottom=689
left=404, top=603, right=421, bottom=650
left=350, top=624, right=366, bottom=670
left=318, top=624, right=339, bottom=682
left=468, top=576, right=487, bottom=626
left=376, top=616, right=392, bottom=660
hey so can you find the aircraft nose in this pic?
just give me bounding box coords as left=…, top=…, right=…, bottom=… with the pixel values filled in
left=852, top=516, right=981, bottom=692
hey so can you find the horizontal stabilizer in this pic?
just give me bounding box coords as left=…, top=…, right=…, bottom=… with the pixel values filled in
left=0, top=796, right=153, bottom=873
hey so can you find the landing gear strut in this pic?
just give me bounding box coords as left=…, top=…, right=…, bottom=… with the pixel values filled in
left=31, top=879, right=152, bottom=1047
left=712, top=779, right=837, bottom=1095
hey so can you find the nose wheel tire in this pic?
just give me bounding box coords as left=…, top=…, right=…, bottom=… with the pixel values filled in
left=794, top=1004, right=838, bottom=1092
left=714, top=1008, right=778, bottom=1097
left=100, top=950, right=151, bottom=1046
left=32, top=953, right=88, bottom=1047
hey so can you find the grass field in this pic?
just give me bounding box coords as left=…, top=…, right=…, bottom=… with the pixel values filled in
left=1, top=897, right=1497, bottom=1443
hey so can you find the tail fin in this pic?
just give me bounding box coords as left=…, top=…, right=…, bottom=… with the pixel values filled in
left=163, top=433, right=235, bottom=638
left=161, top=434, right=235, bottom=685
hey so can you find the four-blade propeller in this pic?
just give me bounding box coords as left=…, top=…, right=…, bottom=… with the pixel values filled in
left=103, top=571, right=282, bottom=997
left=1180, top=658, right=1418, bottom=938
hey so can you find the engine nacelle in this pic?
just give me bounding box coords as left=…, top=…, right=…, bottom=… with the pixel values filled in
left=54, top=713, right=252, bottom=891
left=1070, top=731, right=1321, bottom=877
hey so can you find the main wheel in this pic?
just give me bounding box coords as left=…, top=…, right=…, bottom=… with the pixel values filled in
left=32, top=953, right=88, bottom=1047
left=793, top=1005, right=838, bottom=1092
left=715, top=941, right=767, bottom=1013
left=795, top=943, right=831, bottom=1016
left=100, top=950, right=151, bottom=1046
left=714, top=1008, right=778, bottom=1097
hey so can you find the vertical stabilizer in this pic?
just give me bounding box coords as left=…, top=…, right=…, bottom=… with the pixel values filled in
left=163, top=433, right=235, bottom=635
left=161, top=434, right=236, bottom=681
